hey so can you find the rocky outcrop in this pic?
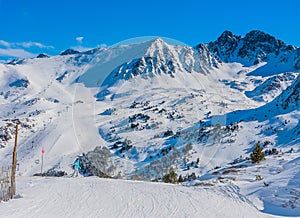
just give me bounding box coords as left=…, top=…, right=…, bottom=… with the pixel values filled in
left=279, top=75, right=300, bottom=109
left=36, top=53, right=49, bottom=58
left=207, top=30, right=241, bottom=62
left=9, top=78, right=29, bottom=88
left=103, top=56, right=176, bottom=86
left=60, top=49, right=80, bottom=56
left=208, top=30, right=296, bottom=66
left=238, top=30, right=295, bottom=64
left=293, top=48, right=300, bottom=70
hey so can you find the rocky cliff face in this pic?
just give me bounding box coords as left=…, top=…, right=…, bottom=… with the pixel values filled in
left=294, top=48, right=300, bottom=70
left=207, top=30, right=241, bottom=62
left=101, top=38, right=221, bottom=87
left=109, top=56, right=176, bottom=81
left=208, top=30, right=297, bottom=66
left=280, top=74, right=300, bottom=110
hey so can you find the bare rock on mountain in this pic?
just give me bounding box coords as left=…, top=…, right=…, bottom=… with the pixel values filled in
left=60, top=49, right=80, bottom=56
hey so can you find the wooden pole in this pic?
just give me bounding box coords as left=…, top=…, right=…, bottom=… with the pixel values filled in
left=10, top=124, right=18, bottom=199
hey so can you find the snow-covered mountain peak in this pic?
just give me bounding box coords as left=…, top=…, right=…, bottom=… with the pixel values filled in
left=239, top=30, right=295, bottom=62
left=60, top=49, right=80, bottom=56
left=148, top=37, right=166, bottom=45
left=79, top=37, right=221, bottom=89
left=208, top=30, right=297, bottom=66
left=145, top=37, right=177, bottom=60
left=207, top=30, right=240, bottom=61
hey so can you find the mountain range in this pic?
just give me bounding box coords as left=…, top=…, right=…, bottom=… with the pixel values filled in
left=0, top=30, right=299, bottom=216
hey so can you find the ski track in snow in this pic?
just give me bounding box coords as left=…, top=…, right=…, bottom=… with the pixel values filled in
left=0, top=176, right=274, bottom=218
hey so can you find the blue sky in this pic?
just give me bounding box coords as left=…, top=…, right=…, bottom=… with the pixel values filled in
left=1, top=0, right=300, bottom=60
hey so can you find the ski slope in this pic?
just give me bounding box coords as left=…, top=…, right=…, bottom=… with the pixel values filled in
left=0, top=32, right=300, bottom=217
left=0, top=176, right=274, bottom=218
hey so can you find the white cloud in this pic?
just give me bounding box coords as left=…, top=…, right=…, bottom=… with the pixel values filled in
left=0, top=40, right=10, bottom=47
left=97, top=43, right=107, bottom=48
left=0, top=39, right=54, bottom=49
left=76, top=36, right=84, bottom=44
left=16, top=42, right=54, bottom=49
left=0, top=48, right=35, bottom=58
left=0, top=39, right=54, bottom=60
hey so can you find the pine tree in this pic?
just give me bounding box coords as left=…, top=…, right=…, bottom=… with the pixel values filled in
left=178, top=175, right=184, bottom=183
left=162, top=168, right=178, bottom=183
left=250, top=143, right=265, bottom=163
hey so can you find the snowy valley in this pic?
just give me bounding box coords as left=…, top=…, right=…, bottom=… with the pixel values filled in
left=0, top=30, right=300, bottom=217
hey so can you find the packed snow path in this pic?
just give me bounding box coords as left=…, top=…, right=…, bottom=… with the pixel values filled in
left=0, top=177, right=274, bottom=218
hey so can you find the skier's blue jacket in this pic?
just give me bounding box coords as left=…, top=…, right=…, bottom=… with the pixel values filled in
left=74, top=159, right=81, bottom=169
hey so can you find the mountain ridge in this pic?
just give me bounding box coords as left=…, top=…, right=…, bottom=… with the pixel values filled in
left=207, top=30, right=298, bottom=67
left=0, top=30, right=299, bottom=216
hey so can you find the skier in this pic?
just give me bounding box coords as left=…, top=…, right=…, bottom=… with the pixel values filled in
left=80, top=153, right=90, bottom=176
left=71, top=157, right=81, bottom=177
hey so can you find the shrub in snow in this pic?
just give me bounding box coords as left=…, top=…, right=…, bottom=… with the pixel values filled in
left=131, top=174, right=143, bottom=181
left=222, top=168, right=238, bottom=175
left=113, top=138, right=133, bottom=153
left=162, top=168, right=178, bottom=184
left=178, top=175, right=184, bottom=183
left=79, top=147, right=115, bottom=177
left=140, top=147, right=181, bottom=180
left=250, top=143, right=265, bottom=163
left=263, top=140, right=271, bottom=147
left=264, top=148, right=278, bottom=156
left=163, top=130, right=174, bottom=137
left=185, top=172, right=197, bottom=181
left=182, top=143, right=193, bottom=155
left=0, top=126, right=12, bottom=142
left=35, top=168, right=67, bottom=177
left=256, top=175, right=263, bottom=181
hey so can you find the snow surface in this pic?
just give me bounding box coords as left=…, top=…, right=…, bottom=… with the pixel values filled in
left=0, top=176, right=274, bottom=218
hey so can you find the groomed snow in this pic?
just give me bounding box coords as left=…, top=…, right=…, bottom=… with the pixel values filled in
left=0, top=176, right=274, bottom=218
